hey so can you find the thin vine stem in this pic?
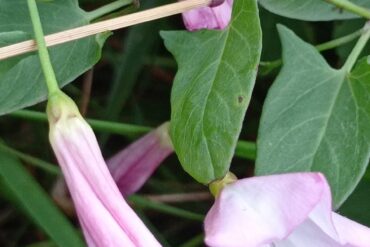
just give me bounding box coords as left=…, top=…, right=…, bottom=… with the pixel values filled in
left=27, top=0, right=60, bottom=95
left=325, top=0, right=370, bottom=19
left=179, top=234, right=205, bottom=247
left=260, top=27, right=365, bottom=75
left=10, top=110, right=150, bottom=138
left=342, top=22, right=370, bottom=72
left=235, top=141, right=256, bottom=160
left=129, top=195, right=205, bottom=221
left=9, top=110, right=257, bottom=160
left=87, top=0, right=134, bottom=22
left=315, top=29, right=363, bottom=51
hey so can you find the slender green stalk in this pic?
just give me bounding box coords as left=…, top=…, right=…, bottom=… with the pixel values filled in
left=235, top=140, right=256, bottom=160
left=88, top=118, right=150, bottom=137
left=0, top=141, right=61, bottom=175
left=316, top=29, right=363, bottom=52
left=326, top=0, right=370, bottom=19
left=129, top=195, right=204, bottom=221
left=87, top=0, right=134, bottom=21
left=343, top=22, right=370, bottom=72
left=259, top=27, right=364, bottom=74
left=179, top=234, right=204, bottom=247
left=27, top=0, right=60, bottom=95
left=9, top=110, right=47, bottom=122
left=9, top=110, right=257, bottom=159
left=10, top=110, right=150, bottom=138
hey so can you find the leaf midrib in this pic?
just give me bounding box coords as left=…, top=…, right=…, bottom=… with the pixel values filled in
left=308, top=69, right=346, bottom=172
left=199, top=19, right=237, bottom=179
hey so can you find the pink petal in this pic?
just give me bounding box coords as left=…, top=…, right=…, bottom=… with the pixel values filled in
left=277, top=178, right=370, bottom=246
left=107, top=122, right=173, bottom=196
left=204, top=173, right=326, bottom=247
left=48, top=96, right=161, bottom=247
left=332, top=213, right=370, bottom=246
left=205, top=172, right=370, bottom=247
left=182, top=0, right=233, bottom=31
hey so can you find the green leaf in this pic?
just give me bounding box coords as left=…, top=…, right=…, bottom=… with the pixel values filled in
left=255, top=25, right=370, bottom=208
left=0, top=0, right=107, bottom=116
left=0, top=31, right=31, bottom=74
left=0, top=150, right=85, bottom=247
left=259, top=0, right=370, bottom=21
left=161, top=0, right=262, bottom=183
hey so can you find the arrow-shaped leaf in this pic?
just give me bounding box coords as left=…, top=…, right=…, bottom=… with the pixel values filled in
left=0, top=0, right=107, bottom=116
left=161, top=0, right=262, bottom=183
left=256, top=25, right=370, bottom=208
left=259, top=0, right=370, bottom=21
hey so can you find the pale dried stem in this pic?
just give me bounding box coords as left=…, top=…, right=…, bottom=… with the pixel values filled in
left=80, top=69, right=94, bottom=116
left=0, top=0, right=211, bottom=60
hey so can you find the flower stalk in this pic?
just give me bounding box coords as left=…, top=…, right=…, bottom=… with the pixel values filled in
left=28, top=1, right=162, bottom=245
left=343, top=21, right=370, bottom=72
left=27, top=0, right=60, bottom=95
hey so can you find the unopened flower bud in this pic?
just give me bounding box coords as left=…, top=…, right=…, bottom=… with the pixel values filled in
left=107, top=122, right=173, bottom=196
left=47, top=91, right=161, bottom=247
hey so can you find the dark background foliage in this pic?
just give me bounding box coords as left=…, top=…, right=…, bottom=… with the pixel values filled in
left=0, top=0, right=369, bottom=246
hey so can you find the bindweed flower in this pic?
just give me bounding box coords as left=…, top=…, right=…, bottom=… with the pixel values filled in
left=47, top=92, right=161, bottom=247
left=182, top=0, right=233, bottom=31
left=205, top=172, right=370, bottom=247
left=107, top=122, right=173, bottom=196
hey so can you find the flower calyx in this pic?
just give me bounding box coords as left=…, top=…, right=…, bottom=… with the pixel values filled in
left=209, top=172, right=237, bottom=198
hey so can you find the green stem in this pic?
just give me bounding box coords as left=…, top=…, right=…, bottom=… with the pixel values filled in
left=316, top=29, right=363, bottom=52
left=89, top=118, right=150, bottom=138
left=129, top=195, right=204, bottom=222
left=343, top=22, right=370, bottom=72
left=9, top=110, right=257, bottom=160
left=0, top=141, right=60, bottom=175
left=87, top=0, right=134, bottom=21
left=259, top=27, right=364, bottom=75
left=10, top=110, right=150, bottom=138
left=27, top=0, right=60, bottom=95
left=235, top=141, right=256, bottom=160
left=179, top=234, right=204, bottom=247
left=326, top=0, right=370, bottom=19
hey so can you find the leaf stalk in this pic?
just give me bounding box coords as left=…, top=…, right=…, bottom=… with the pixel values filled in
left=325, top=0, right=370, bottom=19
left=27, top=0, right=60, bottom=96
left=87, top=0, right=134, bottom=22
left=343, top=22, right=370, bottom=72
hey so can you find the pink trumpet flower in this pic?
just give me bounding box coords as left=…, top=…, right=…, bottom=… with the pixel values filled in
left=205, top=172, right=370, bottom=247
left=182, top=0, right=233, bottom=31
left=107, top=122, right=173, bottom=196
left=47, top=92, right=161, bottom=247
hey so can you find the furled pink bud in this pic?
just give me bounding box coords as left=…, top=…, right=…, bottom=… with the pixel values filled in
left=47, top=92, right=161, bottom=247
left=205, top=172, right=370, bottom=247
left=107, top=122, right=173, bottom=196
left=182, top=0, right=233, bottom=31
